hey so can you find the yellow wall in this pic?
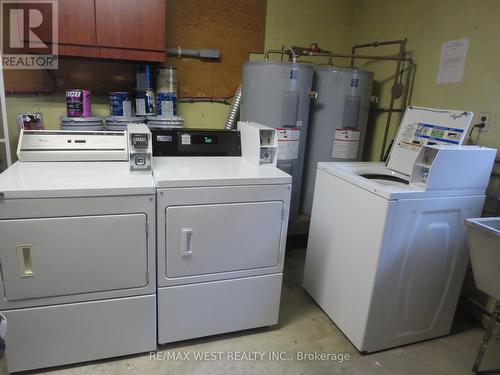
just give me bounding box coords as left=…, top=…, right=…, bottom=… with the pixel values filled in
left=351, top=0, right=500, bottom=160
left=3, top=0, right=356, bottom=162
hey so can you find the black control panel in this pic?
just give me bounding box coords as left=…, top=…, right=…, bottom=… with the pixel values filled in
left=152, top=129, right=241, bottom=157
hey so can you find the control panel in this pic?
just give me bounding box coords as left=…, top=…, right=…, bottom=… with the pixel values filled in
left=152, top=129, right=241, bottom=157
left=127, top=123, right=152, bottom=172
left=16, top=130, right=128, bottom=162
left=409, top=145, right=496, bottom=190
left=238, top=121, right=278, bottom=166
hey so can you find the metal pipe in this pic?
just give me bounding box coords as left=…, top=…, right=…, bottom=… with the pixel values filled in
left=178, top=98, right=231, bottom=105
left=262, top=49, right=413, bottom=64
left=379, top=41, right=406, bottom=161
left=298, top=51, right=412, bottom=63
left=400, top=61, right=414, bottom=118
left=371, top=108, right=404, bottom=113
left=351, top=39, right=407, bottom=67
left=463, top=297, right=500, bottom=323
left=166, top=47, right=220, bottom=60
left=224, top=85, right=242, bottom=129
left=352, top=39, right=407, bottom=51
left=264, top=49, right=293, bottom=62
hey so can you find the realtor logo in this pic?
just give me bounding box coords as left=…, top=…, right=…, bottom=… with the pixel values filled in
left=1, top=0, right=58, bottom=69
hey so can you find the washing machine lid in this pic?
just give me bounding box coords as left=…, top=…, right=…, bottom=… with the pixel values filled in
left=153, top=157, right=291, bottom=188
left=0, top=161, right=155, bottom=198
left=386, top=106, right=473, bottom=177
left=318, top=161, right=484, bottom=200
left=318, top=162, right=424, bottom=199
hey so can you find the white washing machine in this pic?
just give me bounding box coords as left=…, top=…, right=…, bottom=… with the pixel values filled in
left=0, top=128, right=157, bottom=372
left=303, top=107, right=497, bottom=353
left=151, top=127, right=291, bottom=344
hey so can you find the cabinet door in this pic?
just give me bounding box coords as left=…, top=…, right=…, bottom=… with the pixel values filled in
left=95, top=0, right=166, bottom=51
left=58, top=0, right=96, bottom=46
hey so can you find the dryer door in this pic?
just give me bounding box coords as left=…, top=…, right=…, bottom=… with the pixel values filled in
left=0, top=214, right=148, bottom=301
left=166, top=201, right=283, bottom=278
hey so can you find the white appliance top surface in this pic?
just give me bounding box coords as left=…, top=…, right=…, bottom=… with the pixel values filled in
left=153, top=157, right=291, bottom=188
left=318, top=162, right=484, bottom=200
left=387, top=106, right=473, bottom=176
left=0, top=161, right=155, bottom=199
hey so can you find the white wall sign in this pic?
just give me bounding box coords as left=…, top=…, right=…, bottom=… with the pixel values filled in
left=436, top=38, right=470, bottom=84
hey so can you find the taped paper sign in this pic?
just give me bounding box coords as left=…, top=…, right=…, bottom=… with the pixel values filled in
left=436, top=38, right=469, bottom=84
left=277, top=128, right=300, bottom=160
left=332, top=129, right=360, bottom=159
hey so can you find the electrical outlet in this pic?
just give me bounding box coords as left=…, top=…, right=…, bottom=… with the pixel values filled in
left=478, top=112, right=491, bottom=132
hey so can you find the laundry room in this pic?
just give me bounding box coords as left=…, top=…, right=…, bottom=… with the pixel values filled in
left=0, top=0, right=499, bottom=374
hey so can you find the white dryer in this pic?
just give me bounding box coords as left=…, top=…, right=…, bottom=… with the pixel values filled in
left=0, top=128, right=156, bottom=372
left=152, top=127, right=291, bottom=344
left=303, top=107, right=497, bottom=353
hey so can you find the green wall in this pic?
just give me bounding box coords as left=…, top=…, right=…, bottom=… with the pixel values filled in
left=351, top=0, right=500, bottom=160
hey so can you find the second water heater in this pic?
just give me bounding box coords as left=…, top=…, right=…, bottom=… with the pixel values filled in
left=241, top=61, right=314, bottom=220
left=301, top=66, right=373, bottom=215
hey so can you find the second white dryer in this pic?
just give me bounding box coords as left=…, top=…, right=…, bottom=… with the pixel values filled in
left=153, top=129, right=291, bottom=344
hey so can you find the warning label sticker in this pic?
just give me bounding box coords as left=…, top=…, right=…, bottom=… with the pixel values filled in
left=277, top=128, right=300, bottom=160
left=332, top=129, right=360, bottom=159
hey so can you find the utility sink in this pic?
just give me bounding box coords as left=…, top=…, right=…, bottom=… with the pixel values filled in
left=465, top=217, right=500, bottom=301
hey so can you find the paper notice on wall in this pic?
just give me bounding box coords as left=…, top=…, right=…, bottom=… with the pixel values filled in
left=436, top=38, right=469, bottom=83
left=332, top=129, right=360, bottom=159
left=277, top=128, right=300, bottom=160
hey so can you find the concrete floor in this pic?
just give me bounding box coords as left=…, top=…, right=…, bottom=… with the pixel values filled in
left=1, top=239, right=499, bottom=375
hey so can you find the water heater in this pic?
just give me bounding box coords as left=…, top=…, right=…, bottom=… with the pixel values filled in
left=301, top=66, right=373, bottom=215
left=240, top=61, right=314, bottom=220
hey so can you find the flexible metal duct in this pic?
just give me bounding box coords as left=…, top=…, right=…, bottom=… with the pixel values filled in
left=224, top=85, right=242, bottom=129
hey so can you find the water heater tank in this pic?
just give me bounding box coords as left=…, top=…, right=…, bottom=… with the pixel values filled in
left=301, top=66, right=374, bottom=216
left=241, top=61, right=314, bottom=220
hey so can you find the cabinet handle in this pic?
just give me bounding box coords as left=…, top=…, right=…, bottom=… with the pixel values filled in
left=180, top=228, right=193, bottom=257
left=16, top=245, right=34, bottom=277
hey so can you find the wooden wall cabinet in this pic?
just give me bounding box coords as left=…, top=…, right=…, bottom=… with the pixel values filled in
left=56, top=0, right=166, bottom=62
